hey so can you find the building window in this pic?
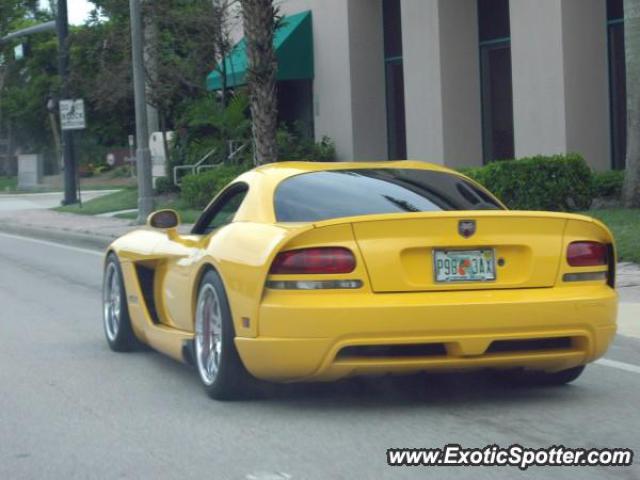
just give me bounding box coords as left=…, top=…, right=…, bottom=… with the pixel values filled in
left=278, top=80, right=314, bottom=140
left=608, top=0, right=627, bottom=170
left=478, top=0, right=514, bottom=163
left=383, top=0, right=407, bottom=160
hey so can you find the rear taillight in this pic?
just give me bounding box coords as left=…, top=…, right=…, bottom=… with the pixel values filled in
left=270, top=247, right=356, bottom=274
left=567, top=241, right=608, bottom=267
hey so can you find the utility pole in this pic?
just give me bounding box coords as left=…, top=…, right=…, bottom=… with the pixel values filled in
left=56, top=0, right=78, bottom=205
left=129, top=0, right=154, bottom=223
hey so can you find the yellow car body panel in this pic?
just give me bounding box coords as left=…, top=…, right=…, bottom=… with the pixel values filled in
left=106, top=160, right=618, bottom=381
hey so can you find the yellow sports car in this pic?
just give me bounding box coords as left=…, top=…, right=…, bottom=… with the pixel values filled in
left=103, top=161, right=617, bottom=399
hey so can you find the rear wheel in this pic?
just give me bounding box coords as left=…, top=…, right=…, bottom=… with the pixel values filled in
left=103, top=253, right=137, bottom=352
left=498, top=365, right=585, bottom=387
left=194, top=269, right=252, bottom=400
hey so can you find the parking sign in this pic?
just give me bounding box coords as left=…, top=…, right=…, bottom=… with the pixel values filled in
left=59, top=99, right=86, bottom=130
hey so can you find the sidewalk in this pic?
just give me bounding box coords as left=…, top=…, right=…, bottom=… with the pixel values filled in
left=0, top=208, right=136, bottom=250
left=0, top=207, right=638, bottom=337
left=0, top=189, right=119, bottom=211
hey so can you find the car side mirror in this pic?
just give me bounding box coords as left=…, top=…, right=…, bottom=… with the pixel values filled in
left=147, top=209, right=180, bottom=231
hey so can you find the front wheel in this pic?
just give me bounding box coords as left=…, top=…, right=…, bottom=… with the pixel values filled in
left=103, top=253, right=137, bottom=352
left=498, top=365, right=586, bottom=387
left=194, top=269, right=253, bottom=400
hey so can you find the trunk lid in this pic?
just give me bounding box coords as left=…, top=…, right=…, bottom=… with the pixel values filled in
left=331, top=211, right=570, bottom=292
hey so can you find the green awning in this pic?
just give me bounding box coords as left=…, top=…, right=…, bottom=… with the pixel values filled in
left=206, top=10, right=313, bottom=91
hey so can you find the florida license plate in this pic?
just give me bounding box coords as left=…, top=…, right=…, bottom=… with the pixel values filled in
left=433, top=249, right=496, bottom=283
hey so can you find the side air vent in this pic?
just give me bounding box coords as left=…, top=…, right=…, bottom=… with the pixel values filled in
left=135, top=264, right=160, bottom=324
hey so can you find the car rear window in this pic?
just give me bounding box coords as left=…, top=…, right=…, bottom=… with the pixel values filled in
left=274, top=168, right=503, bottom=222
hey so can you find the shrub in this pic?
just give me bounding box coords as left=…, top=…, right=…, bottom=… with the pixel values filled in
left=108, top=165, right=132, bottom=178
left=171, top=92, right=251, bottom=169
left=592, top=170, right=624, bottom=199
left=155, top=176, right=179, bottom=195
left=181, top=164, right=249, bottom=209
left=461, top=154, right=593, bottom=211
left=277, top=124, right=336, bottom=162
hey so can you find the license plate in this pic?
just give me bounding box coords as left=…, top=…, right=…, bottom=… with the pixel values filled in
left=433, top=249, right=496, bottom=283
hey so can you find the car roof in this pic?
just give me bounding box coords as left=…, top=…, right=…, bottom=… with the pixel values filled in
left=250, top=160, right=454, bottom=180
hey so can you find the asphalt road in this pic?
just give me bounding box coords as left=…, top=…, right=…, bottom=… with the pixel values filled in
left=0, top=232, right=639, bottom=480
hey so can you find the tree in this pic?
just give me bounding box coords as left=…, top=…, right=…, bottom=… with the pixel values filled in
left=210, top=0, right=241, bottom=109
left=0, top=1, right=57, bottom=156
left=624, top=0, right=640, bottom=207
left=141, top=0, right=238, bottom=165
left=240, top=0, right=278, bottom=165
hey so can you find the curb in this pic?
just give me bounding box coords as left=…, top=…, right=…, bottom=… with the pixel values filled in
left=0, top=222, right=116, bottom=251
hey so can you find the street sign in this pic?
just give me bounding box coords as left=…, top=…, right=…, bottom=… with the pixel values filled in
left=59, top=99, right=86, bottom=131
left=14, top=44, right=24, bottom=60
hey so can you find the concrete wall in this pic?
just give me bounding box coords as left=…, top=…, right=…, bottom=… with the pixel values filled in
left=438, top=0, right=483, bottom=168
left=562, top=0, right=610, bottom=170
left=347, top=0, right=388, bottom=160
left=278, top=0, right=611, bottom=169
left=510, top=0, right=610, bottom=169
left=510, top=0, right=567, bottom=156
left=401, top=0, right=483, bottom=167
left=401, top=0, right=445, bottom=161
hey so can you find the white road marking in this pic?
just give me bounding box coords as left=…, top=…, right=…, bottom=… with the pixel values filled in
left=596, top=358, right=640, bottom=375
left=0, top=232, right=104, bottom=257
left=246, top=474, right=292, bottom=480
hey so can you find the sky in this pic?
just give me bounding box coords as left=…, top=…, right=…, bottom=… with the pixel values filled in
left=66, top=0, right=94, bottom=25
left=39, top=0, right=94, bottom=26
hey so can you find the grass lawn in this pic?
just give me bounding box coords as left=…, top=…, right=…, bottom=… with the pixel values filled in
left=0, top=176, right=17, bottom=192
left=56, top=188, right=138, bottom=215
left=585, top=209, right=640, bottom=264
left=114, top=197, right=201, bottom=224
left=55, top=187, right=201, bottom=223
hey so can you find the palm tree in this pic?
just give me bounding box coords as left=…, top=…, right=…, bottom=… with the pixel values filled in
left=623, top=0, right=640, bottom=207
left=240, top=0, right=278, bottom=165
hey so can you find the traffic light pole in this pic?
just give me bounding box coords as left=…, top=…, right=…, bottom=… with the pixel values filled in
left=129, top=0, right=154, bottom=223
left=56, top=0, right=78, bottom=205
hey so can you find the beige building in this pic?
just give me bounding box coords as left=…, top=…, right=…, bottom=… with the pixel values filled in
left=210, top=0, right=628, bottom=171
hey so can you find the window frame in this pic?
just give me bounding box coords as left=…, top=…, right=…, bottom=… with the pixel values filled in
left=191, top=182, right=249, bottom=235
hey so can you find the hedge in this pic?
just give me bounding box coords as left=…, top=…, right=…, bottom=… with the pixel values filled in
left=154, top=176, right=179, bottom=195
left=181, top=165, right=248, bottom=209
left=461, top=154, right=593, bottom=211
left=592, top=169, right=625, bottom=199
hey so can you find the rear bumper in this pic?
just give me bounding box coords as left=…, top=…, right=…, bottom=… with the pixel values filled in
left=235, top=286, right=617, bottom=382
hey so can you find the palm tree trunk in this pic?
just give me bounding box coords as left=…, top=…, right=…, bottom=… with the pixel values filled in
left=240, top=0, right=278, bottom=165
left=623, top=0, right=640, bottom=207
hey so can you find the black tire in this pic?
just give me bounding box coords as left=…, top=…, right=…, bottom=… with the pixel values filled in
left=102, top=253, right=138, bottom=352
left=194, top=269, right=253, bottom=400
left=498, top=365, right=586, bottom=387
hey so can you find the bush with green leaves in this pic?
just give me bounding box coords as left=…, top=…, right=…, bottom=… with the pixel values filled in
left=154, top=176, right=179, bottom=195
left=592, top=170, right=625, bottom=199
left=171, top=92, right=252, bottom=170
left=461, top=154, right=593, bottom=211
left=277, top=124, right=336, bottom=162
left=180, top=165, right=249, bottom=209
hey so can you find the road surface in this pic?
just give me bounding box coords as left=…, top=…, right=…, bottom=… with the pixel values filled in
left=0, top=232, right=638, bottom=479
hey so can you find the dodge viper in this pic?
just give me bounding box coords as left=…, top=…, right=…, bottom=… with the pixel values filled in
left=103, top=161, right=617, bottom=399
